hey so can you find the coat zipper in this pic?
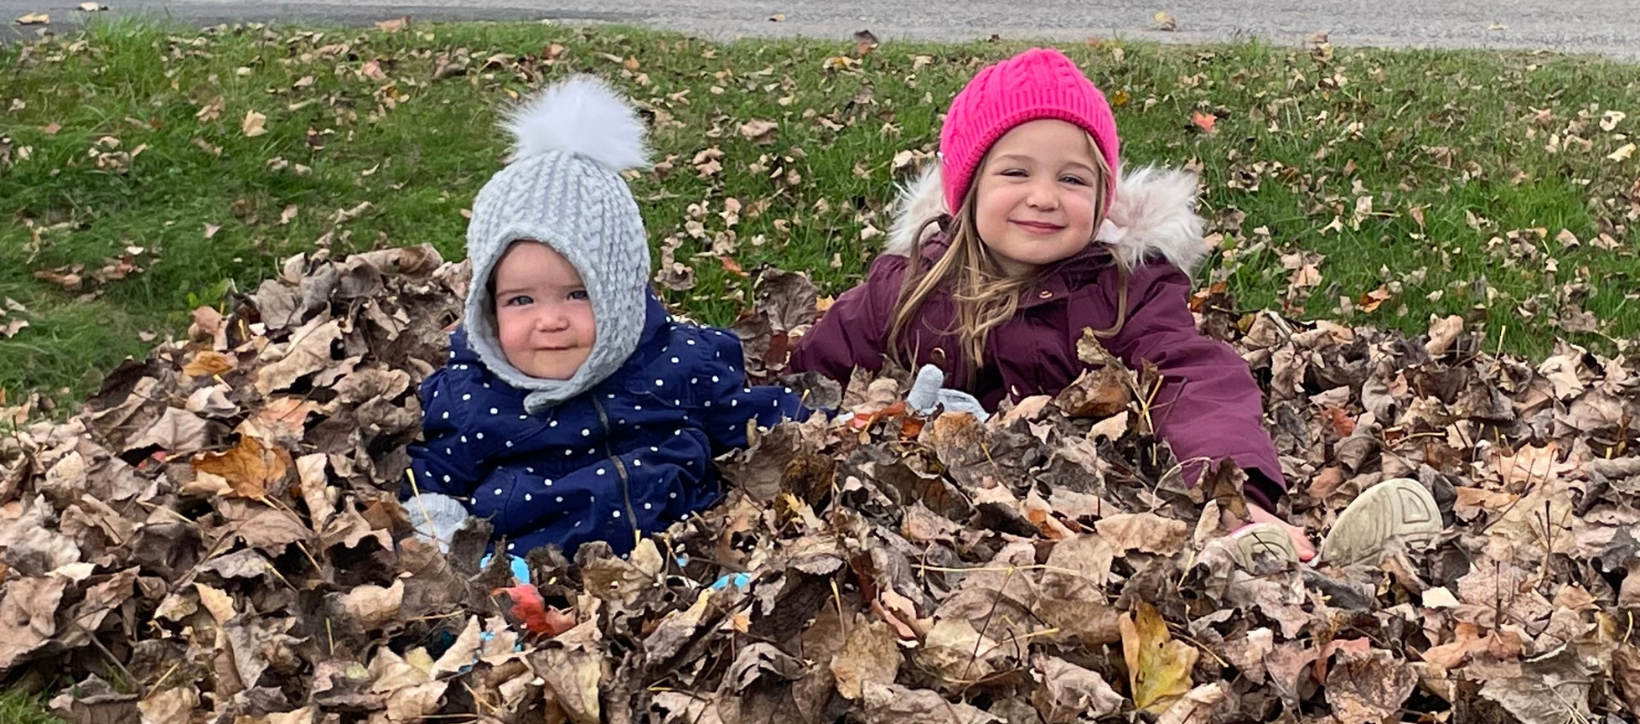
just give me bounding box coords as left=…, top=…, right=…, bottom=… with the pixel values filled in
left=591, top=397, right=641, bottom=549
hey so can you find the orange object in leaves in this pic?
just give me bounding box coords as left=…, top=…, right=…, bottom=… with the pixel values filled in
left=496, top=583, right=576, bottom=636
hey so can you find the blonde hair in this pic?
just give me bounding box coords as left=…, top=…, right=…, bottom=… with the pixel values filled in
left=887, top=132, right=1127, bottom=381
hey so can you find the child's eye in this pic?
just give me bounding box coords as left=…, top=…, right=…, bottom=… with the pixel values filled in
left=504, top=295, right=533, bottom=307
left=568, top=289, right=590, bottom=301
left=1000, top=169, right=1028, bottom=178
left=1060, top=175, right=1090, bottom=186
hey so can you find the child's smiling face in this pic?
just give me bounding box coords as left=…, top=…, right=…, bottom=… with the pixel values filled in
left=972, top=119, right=1106, bottom=277
left=492, top=241, right=596, bottom=381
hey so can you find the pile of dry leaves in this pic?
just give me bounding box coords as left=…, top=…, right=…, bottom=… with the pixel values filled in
left=2, top=246, right=1638, bottom=724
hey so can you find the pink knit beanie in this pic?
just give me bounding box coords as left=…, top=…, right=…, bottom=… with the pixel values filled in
left=938, top=48, right=1120, bottom=214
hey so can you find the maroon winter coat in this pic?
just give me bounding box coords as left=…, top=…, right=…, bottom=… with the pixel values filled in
left=786, top=165, right=1286, bottom=508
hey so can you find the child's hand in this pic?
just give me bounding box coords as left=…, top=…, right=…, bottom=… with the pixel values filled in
left=1246, top=502, right=1315, bottom=562
left=907, top=365, right=990, bottom=421
left=405, top=492, right=471, bottom=553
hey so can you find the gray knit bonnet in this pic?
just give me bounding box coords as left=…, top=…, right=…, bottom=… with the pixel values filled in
left=462, top=75, right=652, bottom=413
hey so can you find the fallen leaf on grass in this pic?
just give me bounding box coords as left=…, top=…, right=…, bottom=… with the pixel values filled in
left=1, top=320, right=27, bottom=338
left=1153, top=11, right=1177, bottom=30
left=78, top=3, right=107, bottom=11
left=1190, top=111, right=1216, bottom=133
left=375, top=16, right=409, bottom=32
left=242, top=110, right=267, bottom=137
left=738, top=119, right=779, bottom=145
left=16, top=12, right=48, bottom=24
left=1609, top=143, right=1635, bottom=162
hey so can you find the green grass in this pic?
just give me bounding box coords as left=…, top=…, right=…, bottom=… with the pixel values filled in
left=3, top=19, right=1639, bottom=410
left=0, top=689, right=63, bottom=724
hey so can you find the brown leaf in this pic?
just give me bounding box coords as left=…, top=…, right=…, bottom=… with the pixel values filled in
left=738, top=119, right=779, bottom=145
left=0, top=576, right=66, bottom=670
left=183, top=349, right=235, bottom=377
left=1153, top=11, right=1177, bottom=30
left=16, top=12, right=49, bottom=24
left=137, top=686, right=199, bottom=724
left=1120, top=600, right=1197, bottom=713
left=338, top=580, right=404, bottom=630
left=192, top=435, right=287, bottom=500
left=1095, top=513, right=1189, bottom=556
left=1031, top=655, right=1123, bottom=722
left=830, top=618, right=900, bottom=699
left=860, top=683, right=994, bottom=724
left=241, top=110, right=267, bottom=137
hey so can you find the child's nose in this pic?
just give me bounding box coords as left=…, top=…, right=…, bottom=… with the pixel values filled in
left=536, top=305, right=571, bottom=331
left=1026, top=180, right=1060, bottom=209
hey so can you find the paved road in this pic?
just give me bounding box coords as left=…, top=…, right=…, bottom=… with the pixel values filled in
left=4, top=0, right=1637, bottom=61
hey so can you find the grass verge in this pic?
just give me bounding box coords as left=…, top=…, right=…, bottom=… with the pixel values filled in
left=1, top=19, right=1638, bottom=408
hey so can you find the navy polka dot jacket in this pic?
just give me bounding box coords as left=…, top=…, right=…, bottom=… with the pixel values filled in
left=404, top=293, right=807, bottom=558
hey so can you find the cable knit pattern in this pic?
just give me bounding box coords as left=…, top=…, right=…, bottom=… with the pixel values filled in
left=462, top=76, right=652, bottom=414
left=939, top=47, right=1120, bottom=212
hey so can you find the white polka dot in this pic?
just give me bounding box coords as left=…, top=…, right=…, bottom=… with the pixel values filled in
left=690, top=378, right=698, bottom=384
left=670, top=492, right=678, bottom=499
left=476, top=432, right=484, bottom=440
left=445, top=448, right=452, bottom=455
left=566, top=449, right=574, bottom=456
left=633, top=459, right=642, bottom=467
left=443, top=475, right=451, bottom=482
left=730, top=400, right=738, bottom=407
left=704, top=401, right=712, bottom=407
left=544, top=479, right=553, bottom=486
left=671, top=357, right=679, bottom=364
left=686, top=339, right=696, bottom=345
left=581, top=429, right=591, bottom=437
left=650, top=446, right=659, bottom=452
left=597, top=468, right=606, bottom=476
left=587, top=448, right=596, bottom=455
left=635, top=404, right=643, bottom=410
left=434, top=390, right=440, bottom=397
left=556, top=496, right=564, bottom=503
left=505, top=440, right=513, bottom=447
left=527, top=467, right=535, bottom=473
left=783, top=387, right=792, bottom=394
left=489, top=408, right=498, bottom=415
left=612, top=511, right=621, bottom=518
left=644, top=502, right=652, bottom=510
left=772, top=400, right=779, bottom=407
left=482, top=383, right=490, bottom=389
left=674, top=429, right=683, bottom=436
left=711, top=376, right=720, bottom=383
left=494, top=488, right=503, bottom=495
left=575, top=521, right=581, bottom=527
left=675, top=400, right=681, bottom=406
left=607, top=394, right=615, bottom=399
left=550, top=420, right=559, bottom=427
left=730, top=366, right=736, bottom=372
left=460, top=435, right=468, bottom=442
left=462, top=394, right=471, bottom=401
left=441, top=411, right=449, bottom=419
left=519, top=414, right=528, bottom=420
left=524, top=493, right=532, bottom=501
left=449, top=352, right=455, bottom=359
left=655, top=379, right=664, bottom=387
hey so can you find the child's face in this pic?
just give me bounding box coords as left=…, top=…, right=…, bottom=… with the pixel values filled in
left=492, top=241, right=596, bottom=381
left=972, top=119, right=1105, bottom=277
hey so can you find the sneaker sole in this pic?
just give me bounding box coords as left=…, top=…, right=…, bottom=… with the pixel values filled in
left=1318, top=478, right=1441, bottom=566
left=1229, top=522, right=1300, bottom=574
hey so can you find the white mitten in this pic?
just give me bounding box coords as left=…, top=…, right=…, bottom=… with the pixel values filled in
left=906, top=365, right=990, bottom=421
left=405, top=493, right=471, bottom=553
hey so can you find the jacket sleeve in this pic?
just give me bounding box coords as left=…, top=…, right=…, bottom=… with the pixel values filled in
left=1091, top=261, right=1287, bottom=508
left=404, top=369, right=483, bottom=503
left=785, top=254, right=906, bottom=385
left=697, top=330, right=810, bottom=452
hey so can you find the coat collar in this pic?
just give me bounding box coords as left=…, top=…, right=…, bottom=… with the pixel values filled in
left=883, top=162, right=1211, bottom=276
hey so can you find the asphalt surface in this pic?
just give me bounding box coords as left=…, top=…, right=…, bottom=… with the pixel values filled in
left=3, top=0, right=1638, bottom=61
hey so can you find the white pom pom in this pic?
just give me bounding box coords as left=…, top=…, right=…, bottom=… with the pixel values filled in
left=503, top=74, right=648, bottom=172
